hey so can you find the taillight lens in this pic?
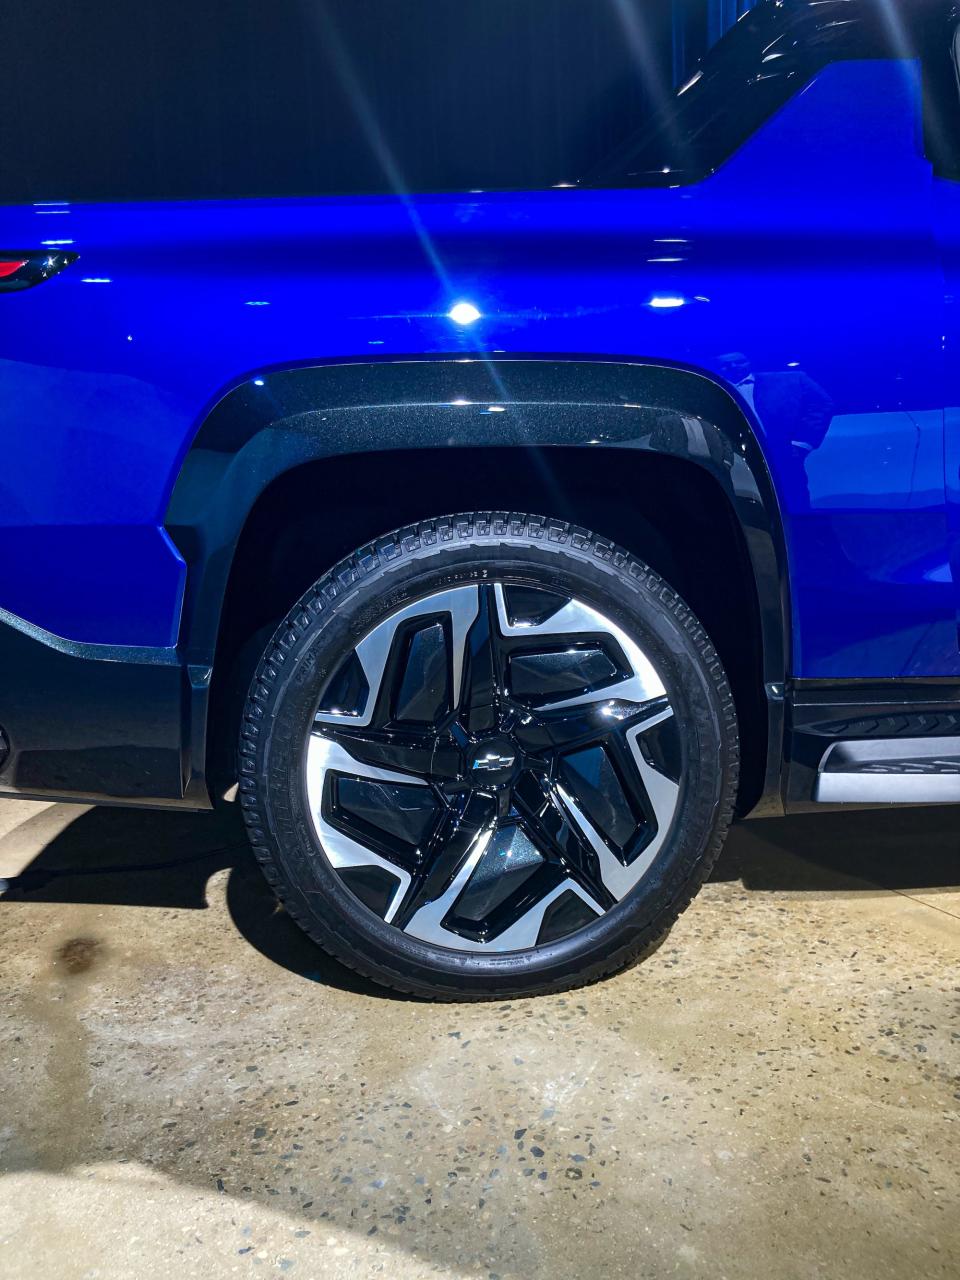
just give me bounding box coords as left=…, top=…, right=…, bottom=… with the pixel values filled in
left=0, top=251, right=78, bottom=292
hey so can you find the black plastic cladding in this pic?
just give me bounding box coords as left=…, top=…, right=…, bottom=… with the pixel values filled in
left=0, top=611, right=191, bottom=808
left=166, top=358, right=790, bottom=813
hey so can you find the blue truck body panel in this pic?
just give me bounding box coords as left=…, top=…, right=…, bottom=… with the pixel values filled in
left=0, top=57, right=956, bottom=682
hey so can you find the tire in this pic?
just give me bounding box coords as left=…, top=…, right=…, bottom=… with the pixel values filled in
left=240, top=512, right=739, bottom=1000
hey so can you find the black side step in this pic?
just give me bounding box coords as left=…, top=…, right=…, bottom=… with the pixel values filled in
left=816, top=737, right=960, bottom=804
left=785, top=679, right=960, bottom=812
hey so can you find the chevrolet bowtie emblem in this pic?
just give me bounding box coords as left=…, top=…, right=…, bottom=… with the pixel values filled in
left=471, top=750, right=516, bottom=772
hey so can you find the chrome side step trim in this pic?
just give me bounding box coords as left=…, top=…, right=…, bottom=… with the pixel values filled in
left=815, top=736, right=960, bottom=804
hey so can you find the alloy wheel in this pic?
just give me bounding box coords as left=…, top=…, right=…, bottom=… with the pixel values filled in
left=305, top=581, right=682, bottom=953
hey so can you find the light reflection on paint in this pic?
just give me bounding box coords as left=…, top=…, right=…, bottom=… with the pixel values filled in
left=448, top=301, right=482, bottom=325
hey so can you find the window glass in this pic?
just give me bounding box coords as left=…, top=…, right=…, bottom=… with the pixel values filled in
left=927, top=19, right=960, bottom=176
left=919, top=15, right=960, bottom=179
left=585, top=0, right=955, bottom=187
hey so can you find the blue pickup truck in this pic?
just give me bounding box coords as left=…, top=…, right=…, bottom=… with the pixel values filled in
left=2, top=0, right=959, bottom=997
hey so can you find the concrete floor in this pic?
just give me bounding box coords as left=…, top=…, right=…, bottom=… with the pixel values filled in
left=0, top=800, right=957, bottom=1280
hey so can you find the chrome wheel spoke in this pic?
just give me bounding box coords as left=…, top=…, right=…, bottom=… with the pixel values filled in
left=556, top=706, right=681, bottom=901
left=315, top=585, right=480, bottom=731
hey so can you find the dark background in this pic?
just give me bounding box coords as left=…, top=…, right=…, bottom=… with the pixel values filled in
left=0, top=1, right=757, bottom=202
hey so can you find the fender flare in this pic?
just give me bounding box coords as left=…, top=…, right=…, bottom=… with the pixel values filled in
left=165, top=358, right=789, bottom=808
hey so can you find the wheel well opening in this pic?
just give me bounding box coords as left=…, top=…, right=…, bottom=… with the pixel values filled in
left=208, top=445, right=769, bottom=813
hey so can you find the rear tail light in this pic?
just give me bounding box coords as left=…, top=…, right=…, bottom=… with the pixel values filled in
left=0, top=251, right=78, bottom=292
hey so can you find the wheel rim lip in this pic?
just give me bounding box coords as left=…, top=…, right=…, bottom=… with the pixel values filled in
left=302, top=576, right=682, bottom=955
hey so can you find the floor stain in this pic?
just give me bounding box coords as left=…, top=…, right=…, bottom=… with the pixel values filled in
left=55, top=936, right=102, bottom=975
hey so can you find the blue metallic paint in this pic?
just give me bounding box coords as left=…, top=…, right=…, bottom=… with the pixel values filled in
left=0, top=58, right=954, bottom=681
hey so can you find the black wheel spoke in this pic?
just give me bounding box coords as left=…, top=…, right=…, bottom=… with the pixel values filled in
left=391, top=791, right=497, bottom=929
left=313, top=723, right=462, bottom=781
left=458, top=584, right=503, bottom=734
left=511, top=771, right=617, bottom=911
left=512, top=694, right=671, bottom=759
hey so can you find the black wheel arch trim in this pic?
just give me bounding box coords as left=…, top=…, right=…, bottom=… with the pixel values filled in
left=165, top=356, right=790, bottom=816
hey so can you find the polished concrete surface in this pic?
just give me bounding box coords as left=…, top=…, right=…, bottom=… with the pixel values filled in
left=0, top=798, right=957, bottom=1280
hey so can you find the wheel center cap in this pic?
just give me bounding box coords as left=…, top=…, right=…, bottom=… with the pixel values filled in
left=467, top=738, right=518, bottom=786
